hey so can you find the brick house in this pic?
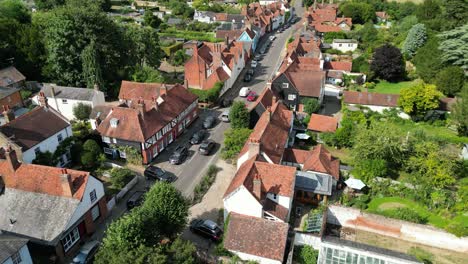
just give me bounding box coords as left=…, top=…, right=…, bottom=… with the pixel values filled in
left=96, top=82, right=198, bottom=164
left=184, top=39, right=246, bottom=92
left=0, top=86, right=23, bottom=110
left=0, top=147, right=107, bottom=262
left=305, top=4, right=352, bottom=33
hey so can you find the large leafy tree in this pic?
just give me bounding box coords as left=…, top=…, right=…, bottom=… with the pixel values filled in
left=438, top=24, right=468, bottom=72
left=339, top=2, right=375, bottom=24
left=0, top=0, right=30, bottom=23
left=132, top=66, right=164, bottom=83
left=412, top=37, right=444, bottom=83
left=222, top=128, right=252, bottom=160
left=402, top=23, right=427, bottom=58
left=72, top=102, right=92, bottom=120
left=442, top=0, right=468, bottom=30
left=34, top=0, right=65, bottom=10
left=416, top=0, right=441, bottom=22
left=302, top=98, right=320, bottom=115
left=452, top=85, right=468, bottom=136
left=398, top=80, right=442, bottom=116
left=81, top=40, right=104, bottom=89
left=123, top=24, right=163, bottom=69
left=229, top=101, right=250, bottom=129
left=370, top=43, right=405, bottom=81
left=435, top=66, right=465, bottom=97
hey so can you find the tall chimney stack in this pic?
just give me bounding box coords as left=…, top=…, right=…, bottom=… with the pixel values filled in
left=136, top=98, right=145, bottom=118
left=5, top=145, right=20, bottom=172
left=248, top=139, right=260, bottom=159
left=38, top=92, right=48, bottom=108
left=266, top=106, right=272, bottom=122
left=252, top=174, right=262, bottom=200
left=152, top=96, right=159, bottom=111
left=2, top=105, right=15, bottom=123
left=60, top=169, right=73, bottom=197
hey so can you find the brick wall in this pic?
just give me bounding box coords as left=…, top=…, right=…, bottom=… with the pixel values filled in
left=0, top=90, right=23, bottom=108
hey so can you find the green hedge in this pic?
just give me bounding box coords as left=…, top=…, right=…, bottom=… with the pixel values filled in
left=161, top=42, right=183, bottom=57
left=159, top=30, right=222, bottom=43
left=192, top=165, right=220, bottom=204
left=189, top=82, right=223, bottom=103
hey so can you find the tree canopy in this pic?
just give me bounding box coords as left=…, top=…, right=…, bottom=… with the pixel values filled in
left=370, top=43, right=405, bottom=81
left=229, top=101, right=250, bottom=129
left=435, top=66, right=465, bottom=97
left=398, top=81, right=442, bottom=116
left=402, top=23, right=427, bottom=58
left=412, top=37, right=444, bottom=83
left=73, top=102, right=92, bottom=120
left=452, top=85, right=468, bottom=136
left=339, top=2, right=375, bottom=24
left=222, top=128, right=252, bottom=160
left=438, top=24, right=468, bottom=72
left=0, top=0, right=30, bottom=23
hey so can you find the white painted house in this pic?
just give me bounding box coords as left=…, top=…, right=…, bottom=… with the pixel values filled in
left=0, top=148, right=107, bottom=262
left=343, top=91, right=410, bottom=119
left=0, top=102, right=73, bottom=165
left=0, top=235, right=33, bottom=264
left=331, top=39, right=358, bottom=53
left=32, top=84, right=105, bottom=121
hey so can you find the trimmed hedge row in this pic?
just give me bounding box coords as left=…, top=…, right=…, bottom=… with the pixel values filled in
left=161, top=42, right=183, bottom=57
left=159, top=30, right=223, bottom=43
left=189, top=82, right=223, bottom=103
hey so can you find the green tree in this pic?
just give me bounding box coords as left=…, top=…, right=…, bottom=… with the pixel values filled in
left=72, top=102, right=92, bottom=120
left=109, top=168, right=134, bottom=189
left=352, top=55, right=370, bottom=75
left=81, top=40, right=104, bottom=89
left=323, top=31, right=347, bottom=43
left=143, top=10, right=162, bottom=29
left=357, top=21, right=378, bottom=46
left=302, top=98, right=320, bottom=115
left=222, top=128, right=252, bottom=160
left=132, top=66, right=164, bottom=83
left=123, top=24, right=163, bottom=69
left=34, top=0, right=65, bottom=10
left=438, top=24, right=468, bottom=72
left=398, top=80, right=442, bottom=116
left=171, top=49, right=189, bottom=66
left=402, top=23, right=427, bottom=58
left=168, top=238, right=197, bottom=264
left=435, top=66, right=465, bottom=97
left=81, top=139, right=102, bottom=168
left=0, top=0, right=30, bottom=23
left=442, top=0, right=468, bottom=30
left=353, top=159, right=388, bottom=183
left=339, top=2, right=375, bottom=24
left=370, top=43, right=405, bottom=81
left=416, top=0, right=441, bottom=22
left=32, top=151, right=54, bottom=166
left=293, top=245, right=318, bottom=264
left=452, top=85, right=468, bottom=136
left=412, top=37, right=444, bottom=83
left=229, top=101, right=250, bottom=129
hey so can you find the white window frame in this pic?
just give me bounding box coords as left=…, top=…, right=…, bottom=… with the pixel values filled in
left=288, top=94, right=296, bottom=100
left=62, top=99, right=68, bottom=104
left=103, top=147, right=113, bottom=155
left=103, top=136, right=111, bottom=143
left=90, top=189, right=97, bottom=203
left=11, top=251, right=21, bottom=264
left=91, top=204, right=100, bottom=221
left=112, top=138, right=117, bottom=144
left=57, top=133, right=63, bottom=143
left=119, top=151, right=127, bottom=159
left=62, top=227, right=80, bottom=252
left=282, top=83, right=289, bottom=89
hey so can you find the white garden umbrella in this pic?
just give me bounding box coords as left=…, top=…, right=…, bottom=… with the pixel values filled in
left=345, top=178, right=366, bottom=190
left=296, top=133, right=310, bottom=140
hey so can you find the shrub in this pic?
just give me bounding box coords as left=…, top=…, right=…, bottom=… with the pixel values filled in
left=192, top=165, right=220, bottom=204
left=109, top=168, right=134, bottom=189
left=189, top=82, right=223, bottom=103
left=408, top=247, right=434, bottom=264
left=116, top=145, right=141, bottom=165
left=302, top=98, right=320, bottom=115
left=382, top=207, right=427, bottom=224
left=293, top=245, right=318, bottom=264
left=222, top=128, right=252, bottom=160
left=73, top=102, right=92, bottom=120
left=445, top=222, right=468, bottom=237
left=161, top=42, right=183, bottom=57
left=20, top=90, right=32, bottom=100
left=229, top=101, right=249, bottom=129
left=81, top=139, right=102, bottom=169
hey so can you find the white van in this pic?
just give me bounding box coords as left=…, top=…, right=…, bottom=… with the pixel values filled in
left=221, top=110, right=230, bottom=122
left=239, top=87, right=250, bottom=97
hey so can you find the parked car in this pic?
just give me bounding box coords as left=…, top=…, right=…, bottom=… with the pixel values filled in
left=254, top=54, right=262, bottom=61
left=190, top=219, right=223, bottom=241
left=246, top=91, right=257, bottom=102
left=247, top=69, right=255, bottom=75
left=71, top=240, right=100, bottom=264
left=243, top=73, right=252, bottom=82
left=260, top=46, right=267, bottom=54
left=269, top=35, right=276, bottom=41
left=220, top=110, right=230, bottom=122
left=169, top=146, right=188, bottom=164
left=239, top=87, right=250, bottom=97
left=251, top=60, right=258, bottom=68
left=127, top=191, right=145, bottom=210
left=190, top=129, right=207, bottom=144
left=199, top=140, right=215, bottom=155
left=144, top=165, right=172, bottom=182
left=203, top=116, right=216, bottom=129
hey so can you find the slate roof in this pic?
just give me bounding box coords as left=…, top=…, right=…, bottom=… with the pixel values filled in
left=343, top=91, right=399, bottom=107
left=41, top=84, right=98, bottom=101
left=295, top=170, right=333, bottom=195
left=0, top=67, right=25, bottom=87
left=307, top=114, right=338, bottom=132
left=224, top=213, right=289, bottom=262
left=0, top=106, right=70, bottom=151
left=0, top=86, right=20, bottom=99
left=0, top=234, right=28, bottom=263
left=0, top=188, right=79, bottom=243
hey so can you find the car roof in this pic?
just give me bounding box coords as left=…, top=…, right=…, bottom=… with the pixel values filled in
left=203, top=219, right=219, bottom=229
left=147, top=165, right=163, bottom=172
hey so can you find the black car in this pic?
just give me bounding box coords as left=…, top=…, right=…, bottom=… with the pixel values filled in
left=247, top=69, right=254, bottom=75
left=190, top=129, right=206, bottom=144
left=244, top=73, right=252, bottom=82
left=203, top=116, right=216, bottom=129
left=144, top=165, right=172, bottom=181
left=190, top=219, right=223, bottom=241
left=169, top=146, right=188, bottom=164
left=127, top=191, right=145, bottom=210
left=199, top=140, right=215, bottom=155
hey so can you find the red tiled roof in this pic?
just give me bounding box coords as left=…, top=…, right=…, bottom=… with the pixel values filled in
left=119, top=81, right=167, bottom=101
left=324, top=61, right=352, bottom=72
left=0, top=158, right=89, bottom=200
left=312, top=9, right=337, bottom=22
left=0, top=106, right=70, bottom=151
left=312, top=23, right=342, bottom=33
left=308, top=114, right=338, bottom=132
left=264, top=198, right=289, bottom=221
left=286, top=71, right=325, bottom=98
left=224, top=213, right=289, bottom=262
left=283, top=145, right=340, bottom=180
left=249, top=86, right=277, bottom=111
left=343, top=91, right=399, bottom=107
left=97, top=84, right=197, bottom=142
left=224, top=158, right=296, bottom=198
left=215, top=30, right=242, bottom=40
left=238, top=102, right=293, bottom=164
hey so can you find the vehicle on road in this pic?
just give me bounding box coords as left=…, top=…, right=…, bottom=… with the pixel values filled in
left=190, top=129, right=207, bottom=144
left=251, top=60, right=258, bottom=68
left=269, top=35, right=276, bottom=41
left=254, top=54, right=262, bottom=61
left=169, top=145, right=188, bottom=164
left=144, top=165, right=172, bottom=181
left=199, top=140, right=215, bottom=155
left=71, top=240, right=100, bottom=264
left=202, top=116, right=216, bottom=129
left=190, top=219, right=223, bottom=241
left=260, top=46, right=267, bottom=54
left=243, top=73, right=252, bottom=82
left=239, top=87, right=250, bottom=97
left=221, top=110, right=230, bottom=122
left=246, top=91, right=257, bottom=102
left=247, top=69, right=254, bottom=75
left=127, top=191, right=145, bottom=210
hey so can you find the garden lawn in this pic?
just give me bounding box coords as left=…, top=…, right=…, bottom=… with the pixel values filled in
left=371, top=81, right=415, bottom=94
left=386, top=121, right=468, bottom=144
left=367, top=197, right=448, bottom=228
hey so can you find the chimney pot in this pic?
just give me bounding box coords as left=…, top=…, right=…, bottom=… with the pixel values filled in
left=252, top=174, right=262, bottom=200
left=38, top=92, right=48, bottom=108
left=60, top=172, right=73, bottom=197
left=3, top=105, right=15, bottom=123
left=248, top=138, right=260, bottom=159
left=5, top=146, right=20, bottom=172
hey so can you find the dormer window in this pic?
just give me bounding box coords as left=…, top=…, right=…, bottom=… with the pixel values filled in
left=110, top=118, right=119, bottom=128
left=282, top=83, right=289, bottom=89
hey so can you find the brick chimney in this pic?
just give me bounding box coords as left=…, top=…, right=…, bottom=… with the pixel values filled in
left=60, top=169, right=73, bottom=197
left=136, top=98, right=145, bottom=118
left=38, top=92, right=48, bottom=107
left=225, top=35, right=229, bottom=47
left=252, top=174, right=262, bottom=200
left=212, top=44, right=223, bottom=70
left=2, top=105, right=15, bottom=123
left=5, top=145, right=20, bottom=172
left=152, top=96, right=159, bottom=111
left=272, top=96, right=277, bottom=104
left=248, top=139, right=260, bottom=159
left=184, top=79, right=189, bottom=89
left=266, top=106, right=272, bottom=122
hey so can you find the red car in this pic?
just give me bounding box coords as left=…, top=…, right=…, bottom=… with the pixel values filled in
left=246, top=91, right=257, bottom=101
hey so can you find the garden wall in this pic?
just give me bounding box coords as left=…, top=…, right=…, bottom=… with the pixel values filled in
left=294, top=233, right=321, bottom=250
left=327, top=205, right=468, bottom=253
left=115, top=176, right=138, bottom=202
